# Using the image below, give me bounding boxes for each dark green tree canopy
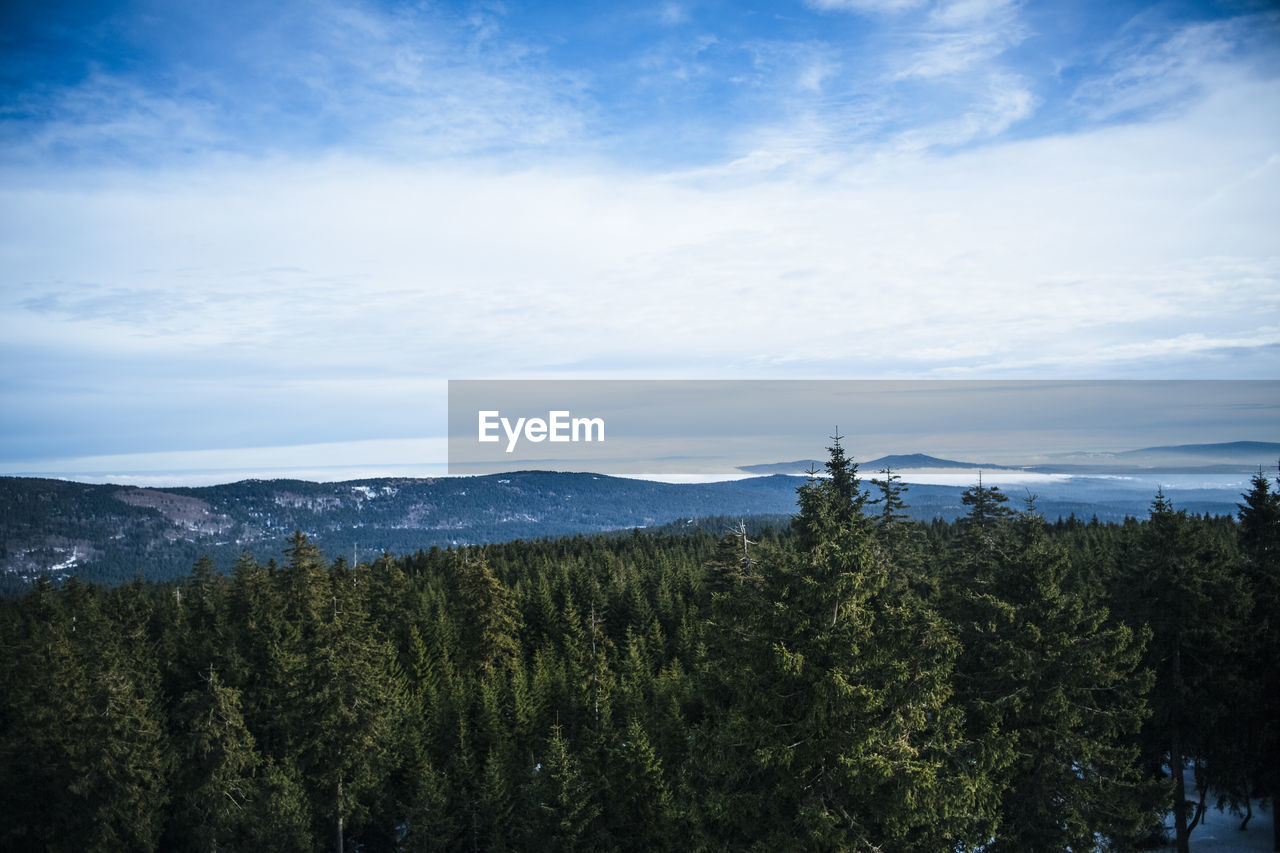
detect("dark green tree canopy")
[0,449,1269,852]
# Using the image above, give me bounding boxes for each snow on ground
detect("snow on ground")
[1159,767,1275,852]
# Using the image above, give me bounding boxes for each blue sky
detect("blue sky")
[1,0,1278,482]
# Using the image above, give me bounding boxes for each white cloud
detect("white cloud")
[806,0,928,13]
[929,0,1020,29]
[658,3,690,26]
[5,438,451,486]
[3,70,1276,390]
[894,71,1035,148]
[1071,14,1274,121]
[893,0,1027,79]
[798,58,840,92]
[2,1,587,165]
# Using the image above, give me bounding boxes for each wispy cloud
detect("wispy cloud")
[1,1,588,165]
[893,71,1035,149]
[894,0,1027,79]
[657,3,691,26]
[1068,10,1280,121]
[806,0,928,14]
[5,75,1275,389]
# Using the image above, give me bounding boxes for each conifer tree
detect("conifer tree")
[168,669,267,851]
[451,549,521,673]
[0,579,88,849]
[869,466,935,600]
[793,432,871,550]
[699,435,985,851]
[297,559,406,852]
[1126,491,1250,853]
[0,579,172,851]
[869,466,911,530]
[1237,467,1280,851]
[606,717,675,846]
[281,529,331,625]
[402,759,457,851]
[478,746,516,851]
[957,475,1015,555]
[703,523,762,600]
[951,503,1154,851]
[523,723,600,851]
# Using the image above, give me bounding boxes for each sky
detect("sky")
[1,0,1278,483]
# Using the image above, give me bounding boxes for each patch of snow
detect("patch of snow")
[49,547,80,572]
[1160,765,1275,852]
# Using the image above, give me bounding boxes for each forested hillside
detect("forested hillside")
[0,468,1253,592]
[0,473,809,590]
[1,442,1276,852]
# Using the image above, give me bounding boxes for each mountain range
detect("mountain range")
[1037,440,1280,473]
[1,441,1273,590]
[740,442,1280,476]
[738,453,1021,475]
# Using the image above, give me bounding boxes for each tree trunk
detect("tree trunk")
[336,780,344,853]
[1172,740,1189,853]
[1273,778,1279,851]
[1171,643,1191,853]
[1187,759,1206,833]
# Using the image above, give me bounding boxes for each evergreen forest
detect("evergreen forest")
[1,439,1277,853]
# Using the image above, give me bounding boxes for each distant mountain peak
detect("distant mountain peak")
[738,453,1015,475]
[1118,440,1280,457]
[863,453,1017,470]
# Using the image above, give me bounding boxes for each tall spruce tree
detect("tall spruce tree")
[958,475,1015,551]
[1126,491,1250,853]
[522,723,600,851]
[0,579,172,851]
[869,466,911,531]
[949,501,1153,851]
[450,549,521,673]
[303,552,406,852]
[698,435,986,851]
[869,466,934,600]
[1238,467,1280,851]
[167,668,269,851]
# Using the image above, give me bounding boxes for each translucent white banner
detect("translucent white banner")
[447,380,1279,477]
